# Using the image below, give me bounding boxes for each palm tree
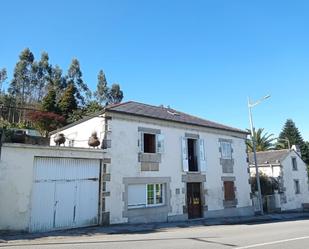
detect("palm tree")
[246,128,276,152]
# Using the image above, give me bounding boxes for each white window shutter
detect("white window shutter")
[138,131,144,152]
[199,139,206,172]
[181,137,188,172]
[156,134,164,153]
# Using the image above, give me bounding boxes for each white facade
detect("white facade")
[50,116,106,147]
[0,143,106,232]
[250,150,309,211]
[50,110,253,224]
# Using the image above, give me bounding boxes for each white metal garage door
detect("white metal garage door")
[30,157,100,232]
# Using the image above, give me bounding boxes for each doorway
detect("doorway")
[187,182,202,219]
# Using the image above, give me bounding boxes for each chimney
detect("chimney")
[291,145,301,156]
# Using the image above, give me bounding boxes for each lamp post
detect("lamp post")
[276,138,290,150]
[248,95,270,215]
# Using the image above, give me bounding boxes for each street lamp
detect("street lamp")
[248,95,271,215]
[276,138,290,150]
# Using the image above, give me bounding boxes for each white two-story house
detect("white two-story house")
[249,147,309,211]
[50,101,253,224]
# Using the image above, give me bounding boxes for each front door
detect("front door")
[187,183,202,219]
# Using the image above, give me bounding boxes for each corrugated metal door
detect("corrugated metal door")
[30,157,100,232]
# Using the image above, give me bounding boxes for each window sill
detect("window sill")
[128,204,165,210]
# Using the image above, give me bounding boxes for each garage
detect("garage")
[30,157,100,232]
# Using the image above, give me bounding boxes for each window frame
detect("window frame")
[147,183,164,207]
[294,179,300,194]
[143,133,157,154]
[220,141,232,159]
[292,157,298,171]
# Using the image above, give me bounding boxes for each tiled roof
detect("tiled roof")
[106,101,247,134]
[248,150,290,165]
[50,101,247,135]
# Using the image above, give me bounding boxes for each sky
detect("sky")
[1,0,309,140]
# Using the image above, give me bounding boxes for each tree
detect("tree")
[251,172,278,196]
[84,100,103,114]
[247,128,276,152]
[66,58,89,106]
[48,65,67,102]
[107,83,123,104]
[0,68,7,92]
[58,84,78,117]
[94,70,108,105]
[35,52,52,102]
[27,111,65,137]
[9,48,35,105]
[277,119,309,165]
[41,89,57,113]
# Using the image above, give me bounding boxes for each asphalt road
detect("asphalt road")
[1,219,309,249]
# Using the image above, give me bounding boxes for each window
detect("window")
[220,141,232,159]
[292,157,298,171]
[224,181,235,201]
[143,133,156,153]
[147,184,164,206]
[294,180,300,194]
[182,137,206,172]
[187,138,198,172]
[128,184,164,209]
[147,184,163,205]
[139,130,164,154]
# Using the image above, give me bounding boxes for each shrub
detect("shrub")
[27,111,65,137]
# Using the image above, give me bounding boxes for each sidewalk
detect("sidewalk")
[1,212,309,245]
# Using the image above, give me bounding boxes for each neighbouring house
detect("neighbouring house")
[49,101,253,226]
[249,147,309,212]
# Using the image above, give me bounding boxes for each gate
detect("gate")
[30,157,100,232]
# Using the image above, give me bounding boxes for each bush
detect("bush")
[27,111,65,137]
[251,172,278,196]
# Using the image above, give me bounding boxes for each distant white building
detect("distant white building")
[49,101,253,225]
[249,148,309,211]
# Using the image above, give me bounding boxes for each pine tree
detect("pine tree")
[107,83,123,104]
[41,89,57,113]
[94,70,108,105]
[58,84,78,117]
[278,119,309,164]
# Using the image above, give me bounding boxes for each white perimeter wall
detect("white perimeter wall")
[0,144,104,231]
